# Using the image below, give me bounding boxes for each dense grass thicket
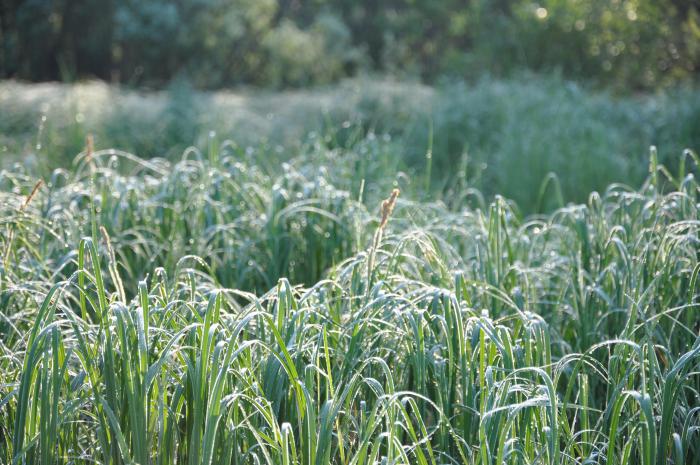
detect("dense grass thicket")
[1,134,699,463]
[2,77,700,211]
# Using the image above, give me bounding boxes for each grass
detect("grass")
[0,122,699,464]
[2,75,700,211]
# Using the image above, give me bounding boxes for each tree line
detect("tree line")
[1,0,698,89]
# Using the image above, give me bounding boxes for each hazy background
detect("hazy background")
[2,0,698,89]
[1,0,700,210]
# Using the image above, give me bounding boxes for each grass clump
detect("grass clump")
[0,138,699,464]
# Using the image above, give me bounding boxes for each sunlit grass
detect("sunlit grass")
[0,139,699,464]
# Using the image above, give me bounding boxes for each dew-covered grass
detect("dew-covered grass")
[1,132,699,464]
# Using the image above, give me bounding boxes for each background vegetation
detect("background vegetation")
[2,76,700,211]
[1,0,699,89]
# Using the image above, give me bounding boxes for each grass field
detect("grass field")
[3,76,700,210]
[1,78,700,464]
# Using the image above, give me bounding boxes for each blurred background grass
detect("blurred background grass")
[1,0,699,211]
[2,75,699,211]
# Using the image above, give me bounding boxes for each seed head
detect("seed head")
[20,180,43,212]
[379,188,400,229]
[86,134,94,160]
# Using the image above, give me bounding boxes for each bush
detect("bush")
[262,15,357,87]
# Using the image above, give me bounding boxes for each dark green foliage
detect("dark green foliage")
[1,0,698,89]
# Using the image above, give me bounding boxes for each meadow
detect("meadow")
[3,76,700,210]
[0,77,699,464]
